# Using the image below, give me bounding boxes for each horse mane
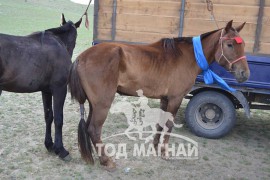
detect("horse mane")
[27,30,65,48]
[45,21,74,35]
[27,21,76,54]
[161,29,220,56]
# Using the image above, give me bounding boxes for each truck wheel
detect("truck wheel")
[185,91,236,139]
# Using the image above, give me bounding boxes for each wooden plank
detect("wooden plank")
[263,6,270,16]
[97,12,180,34]
[258,43,270,54]
[116,1,181,17]
[265,0,270,6]
[119,0,260,6]
[98,1,259,20]
[244,43,255,53]
[98,1,181,16]
[99,0,113,6]
[115,14,180,34]
[182,19,256,41]
[258,7,270,43]
[94,28,112,41]
[186,0,260,6]
[184,12,258,23]
[134,0,180,2]
[98,12,257,38]
[260,25,270,42]
[97,13,113,29]
[115,29,176,42]
[185,3,259,17]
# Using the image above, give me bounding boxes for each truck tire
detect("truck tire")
[185,91,236,139]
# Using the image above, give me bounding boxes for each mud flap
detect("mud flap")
[231,91,250,118]
[190,86,251,118]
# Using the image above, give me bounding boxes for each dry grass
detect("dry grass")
[0,92,269,179]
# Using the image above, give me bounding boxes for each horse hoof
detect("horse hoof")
[161,153,170,160]
[58,149,71,161]
[62,154,72,162]
[103,161,116,172]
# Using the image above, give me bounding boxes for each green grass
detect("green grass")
[0,0,93,59]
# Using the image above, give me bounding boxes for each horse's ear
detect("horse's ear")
[61,13,66,25]
[225,20,233,33]
[75,18,82,28]
[235,22,246,33]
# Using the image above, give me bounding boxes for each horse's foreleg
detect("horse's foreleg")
[160,97,183,159]
[52,87,69,160]
[153,97,168,149]
[42,91,54,152]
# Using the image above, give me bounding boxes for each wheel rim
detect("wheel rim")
[195,103,224,130]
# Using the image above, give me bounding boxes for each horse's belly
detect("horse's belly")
[117,73,169,98]
[0,77,45,93]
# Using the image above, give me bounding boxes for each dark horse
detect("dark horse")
[0,14,82,160]
[69,20,250,169]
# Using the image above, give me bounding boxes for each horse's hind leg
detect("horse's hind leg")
[52,86,69,160]
[89,102,116,170]
[42,91,54,152]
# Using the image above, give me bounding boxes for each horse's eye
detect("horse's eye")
[227,44,233,48]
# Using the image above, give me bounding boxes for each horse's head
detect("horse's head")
[214,20,250,83]
[46,14,82,57]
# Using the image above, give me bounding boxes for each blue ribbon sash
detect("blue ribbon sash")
[192,36,236,92]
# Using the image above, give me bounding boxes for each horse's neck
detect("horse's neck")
[201,30,221,65]
[173,30,221,80]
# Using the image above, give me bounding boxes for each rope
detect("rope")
[81,0,92,19]
[206,0,219,29]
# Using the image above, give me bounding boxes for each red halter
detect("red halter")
[218,29,246,69]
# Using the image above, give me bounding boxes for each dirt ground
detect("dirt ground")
[0,91,269,180]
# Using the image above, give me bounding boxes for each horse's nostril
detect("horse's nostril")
[241,71,246,77]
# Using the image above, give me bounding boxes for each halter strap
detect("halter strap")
[230,56,246,65]
[218,29,246,69]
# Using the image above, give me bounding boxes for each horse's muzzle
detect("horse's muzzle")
[235,69,250,83]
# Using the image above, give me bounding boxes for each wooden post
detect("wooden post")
[178,0,186,37]
[111,0,117,41]
[253,0,265,54]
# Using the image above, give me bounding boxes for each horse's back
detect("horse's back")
[0,33,71,93]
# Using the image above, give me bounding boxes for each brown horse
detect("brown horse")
[68,20,250,169]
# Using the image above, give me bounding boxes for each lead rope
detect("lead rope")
[206,0,219,29]
[80,0,93,29]
[81,0,92,19]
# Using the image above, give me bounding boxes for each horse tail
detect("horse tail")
[68,59,86,104]
[68,59,94,164]
[78,104,94,164]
